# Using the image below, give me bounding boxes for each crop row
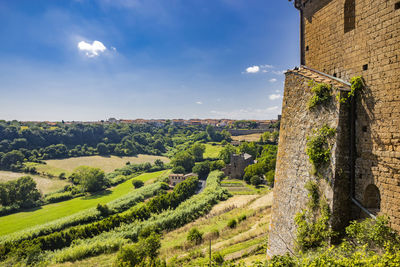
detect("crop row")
[48,171,229,263]
[0,177,199,261]
[0,180,165,245]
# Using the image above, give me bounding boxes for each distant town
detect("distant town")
[24,116,281,130]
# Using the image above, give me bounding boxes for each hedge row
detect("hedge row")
[0,177,199,260]
[0,180,166,245]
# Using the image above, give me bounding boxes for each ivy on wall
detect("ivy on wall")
[306,125,336,176]
[337,76,364,104]
[307,80,333,109]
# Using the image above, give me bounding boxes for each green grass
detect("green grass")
[221,179,265,195]
[26,155,170,176]
[0,170,167,236]
[204,144,223,159]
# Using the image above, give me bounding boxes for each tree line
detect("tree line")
[0,121,230,171]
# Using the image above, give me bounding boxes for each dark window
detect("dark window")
[363,64,368,71]
[344,0,356,33]
[395,2,400,10]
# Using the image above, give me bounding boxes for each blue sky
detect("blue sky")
[0,0,299,121]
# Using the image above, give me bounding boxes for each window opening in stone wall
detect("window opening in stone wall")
[344,0,356,33]
[363,184,381,215]
[363,64,368,71]
[395,2,400,10]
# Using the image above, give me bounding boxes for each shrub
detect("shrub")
[227,219,237,228]
[96,203,110,217]
[115,233,162,267]
[171,166,185,174]
[132,180,144,189]
[250,176,262,186]
[44,191,73,204]
[265,170,275,187]
[187,228,203,245]
[213,252,224,265]
[58,172,66,179]
[238,214,247,223]
[192,161,211,179]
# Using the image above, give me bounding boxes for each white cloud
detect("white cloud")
[269,78,277,83]
[246,65,260,73]
[209,106,280,120]
[272,70,285,75]
[261,64,274,69]
[269,94,282,100]
[196,101,203,105]
[262,70,268,73]
[78,40,107,57]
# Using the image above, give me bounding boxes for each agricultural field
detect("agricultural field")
[231,133,262,142]
[27,154,170,176]
[204,143,223,159]
[0,170,70,194]
[55,191,273,266]
[0,170,167,236]
[160,191,272,265]
[221,179,270,195]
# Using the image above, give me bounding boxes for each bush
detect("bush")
[250,176,262,186]
[265,170,275,187]
[227,219,237,228]
[58,172,66,179]
[187,228,203,245]
[132,180,144,189]
[44,191,74,204]
[238,214,247,223]
[213,252,224,265]
[96,203,110,217]
[171,166,185,174]
[192,161,211,179]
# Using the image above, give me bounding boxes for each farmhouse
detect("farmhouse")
[169,173,197,187]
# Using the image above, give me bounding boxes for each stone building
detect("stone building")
[169,173,197,187]
[223,153,254,179]
[268,0,400,256]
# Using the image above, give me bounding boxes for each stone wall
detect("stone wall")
[303,0,400,231]
[267,68,351,255]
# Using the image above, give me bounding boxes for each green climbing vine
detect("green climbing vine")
[306,125,336,175]
[307,80,333,109]
[337,76,364,104]
[295,124,337,252]
[295,189,335,252]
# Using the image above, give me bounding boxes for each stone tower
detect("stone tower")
[268,0,400,255]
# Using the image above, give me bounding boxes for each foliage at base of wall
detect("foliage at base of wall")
[307,80,333,109]
[295,180,335,252]
[306,125,336,176]
[268,216,400,266]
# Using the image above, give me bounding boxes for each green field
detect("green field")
[221,179,269,195]
[0,170,167,236]
[27,154,170,176]
[204,143,223,159]
[0,171,70,194]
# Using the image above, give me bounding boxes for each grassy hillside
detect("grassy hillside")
[0,170,167,236]
[27,155,170,176]
[0,170,70,194]
[204,144,223,159]
[160,192,272,266]
[51,188,273,266]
